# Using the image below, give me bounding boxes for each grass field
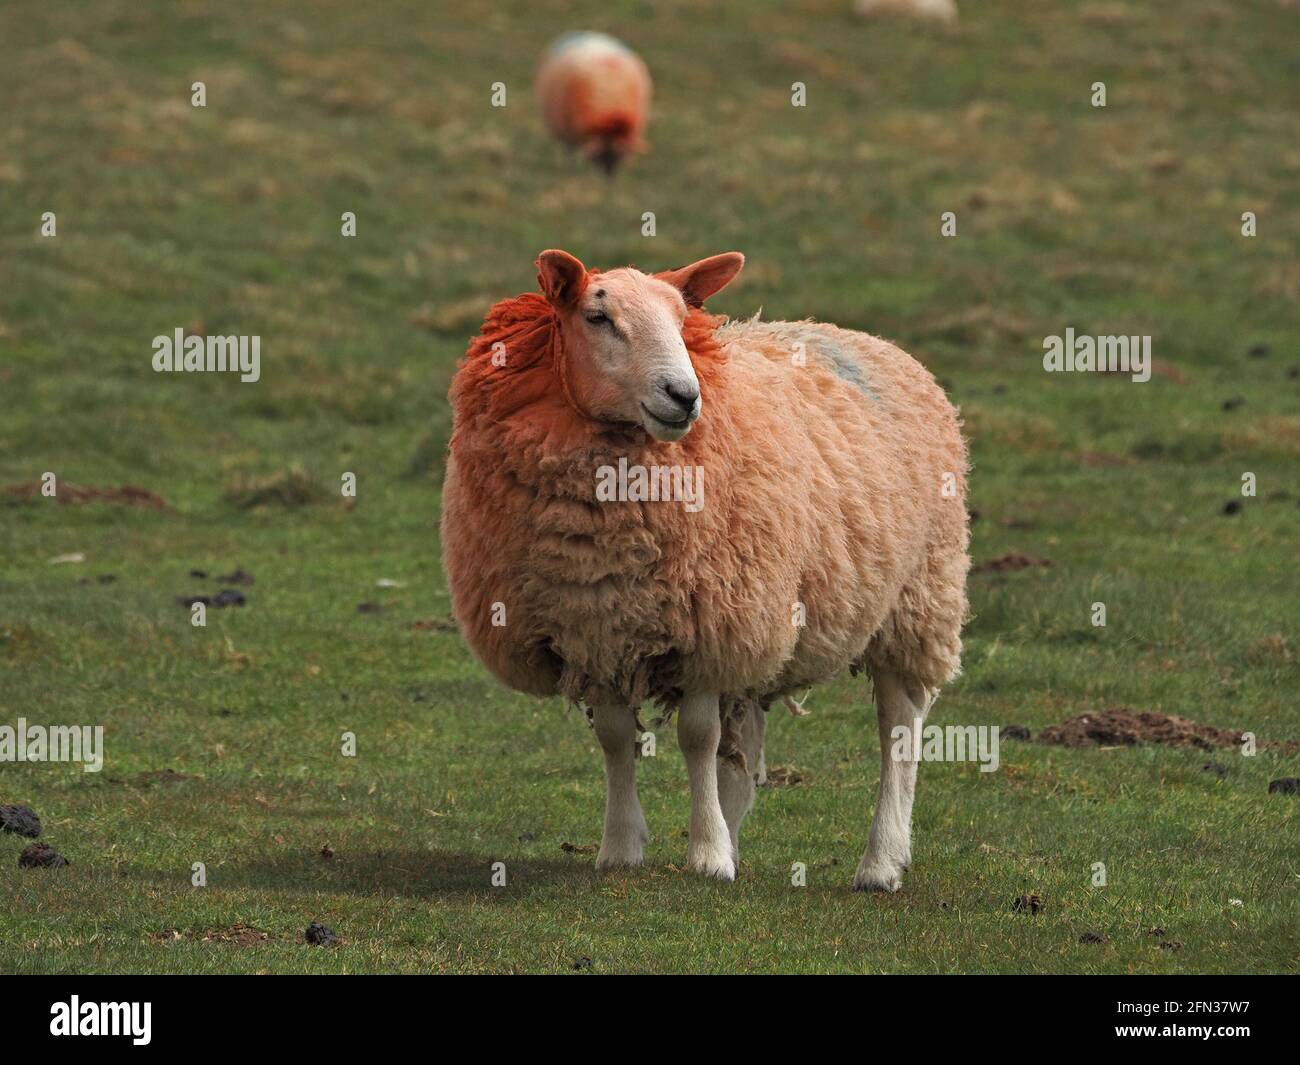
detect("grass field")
[1,0,1297,974]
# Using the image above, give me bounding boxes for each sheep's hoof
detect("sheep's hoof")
[852,858,904,893]
[596,822,648,871]
[596,840,645,870]
[687,847,736,882]
[852,875,902,893]
[596,852,644,872]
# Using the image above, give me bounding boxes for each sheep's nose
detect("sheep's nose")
[661,379,700,417]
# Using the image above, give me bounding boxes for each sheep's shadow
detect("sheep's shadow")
[134,848,596,900]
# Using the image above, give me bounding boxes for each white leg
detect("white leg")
[854,669,930,892]
[717,702,765,861]
[590,704,648,870]
[677,692,735,880]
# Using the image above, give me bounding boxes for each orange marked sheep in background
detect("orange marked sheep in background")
[441,250,970,890]
[535,32,652,174]
[854,0,958,21]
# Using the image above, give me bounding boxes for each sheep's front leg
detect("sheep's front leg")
[591,704,648,870]
[854,668,930,892]
[678,692,735,881]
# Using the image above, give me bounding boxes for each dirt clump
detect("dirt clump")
[764,765,803,787]
[202,924,270,946]
[1039,708,1245,751]
[2,481,166,509]
[1012,893,1042,915]
[19,842,69,868]
[304,921,340,946]
[150,923,270,946]
[0,804,42,838]
[177,589,246,609]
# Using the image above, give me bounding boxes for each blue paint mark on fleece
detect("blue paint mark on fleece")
[816,335,880,402]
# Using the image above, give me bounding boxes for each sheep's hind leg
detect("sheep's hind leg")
[678,692,736,881]
[717,701,765,863]
[590,704,648,870]
[854,668,931,893]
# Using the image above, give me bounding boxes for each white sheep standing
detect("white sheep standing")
[442,250,970,890]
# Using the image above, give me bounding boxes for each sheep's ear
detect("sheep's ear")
[536,249,588,309]
[657,252,745,308]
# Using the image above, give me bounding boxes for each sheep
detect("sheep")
[535,32,652,174]
[854,0,958,21]
[441,250,969,890]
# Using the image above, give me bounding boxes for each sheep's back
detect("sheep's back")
[684,319,968,697]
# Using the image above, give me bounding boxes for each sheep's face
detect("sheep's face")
[536,250,744,443]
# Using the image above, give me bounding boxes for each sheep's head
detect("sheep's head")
[536,249,744,442]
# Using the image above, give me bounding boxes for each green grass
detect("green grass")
[1,0,1297,973]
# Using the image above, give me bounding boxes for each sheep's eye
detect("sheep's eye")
[584,311,611,327]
